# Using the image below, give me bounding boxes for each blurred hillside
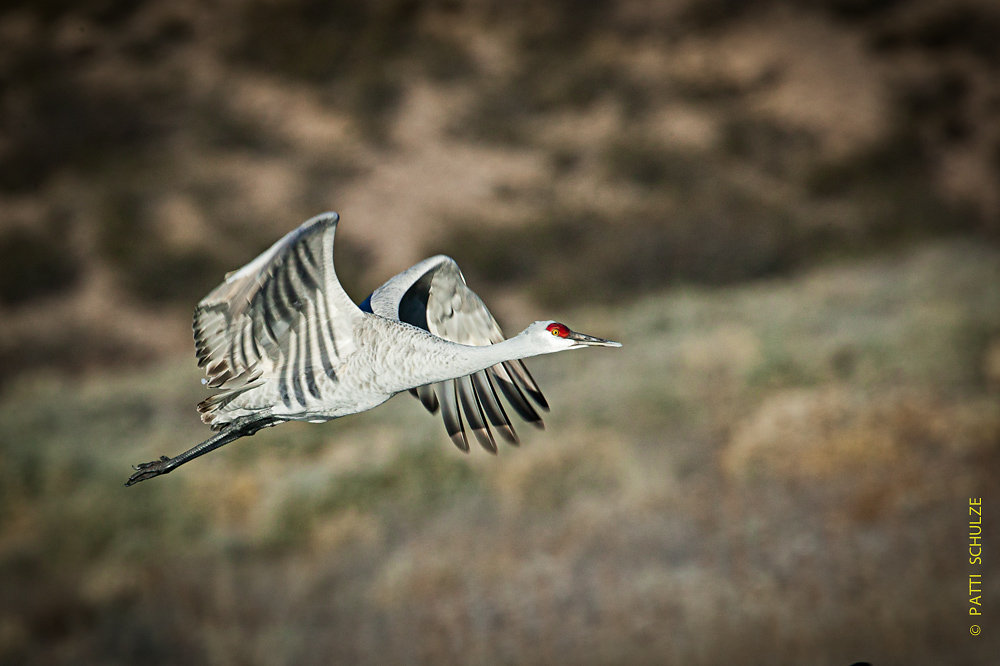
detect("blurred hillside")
[1,0,999,664]
[1,0,999,385]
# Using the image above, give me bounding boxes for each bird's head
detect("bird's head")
[522,320,622,350]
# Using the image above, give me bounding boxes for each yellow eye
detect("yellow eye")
[546,323,569,338]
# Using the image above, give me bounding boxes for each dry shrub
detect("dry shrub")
[487,428,628,511]
[676,324,762,384]
[984,336,1000,390]
[723,386,1000,484]
[365,501,679,665]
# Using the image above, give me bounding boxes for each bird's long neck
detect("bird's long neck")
[397,328,543,391]
[463,333,541,373]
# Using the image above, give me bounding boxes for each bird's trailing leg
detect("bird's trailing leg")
[125,415,282,486]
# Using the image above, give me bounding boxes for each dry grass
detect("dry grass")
[1,239,997,664]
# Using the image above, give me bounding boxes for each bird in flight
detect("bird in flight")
[126,212,621,486]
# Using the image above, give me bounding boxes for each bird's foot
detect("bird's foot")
[125,456,172,486]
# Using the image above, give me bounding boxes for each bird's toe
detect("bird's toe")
[125,456,172,485]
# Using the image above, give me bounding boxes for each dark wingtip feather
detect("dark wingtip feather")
[409,386,440,413]
[439,381,470,452]
[449,431,470,453]
[472,426,497,453]
[495,423,519,444]
[474,372,518,445]
[492,369,543,426]
[519,362,549,410]
[457,376,497,454]
[416,384,440,413]
[506,360,549,411]
[477,434,498,455]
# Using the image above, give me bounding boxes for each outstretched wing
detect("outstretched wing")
[192,212,362,424]
[366,255,549,453]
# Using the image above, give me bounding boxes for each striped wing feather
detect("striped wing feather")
[192,212,361,424]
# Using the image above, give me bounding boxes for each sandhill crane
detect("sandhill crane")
[126,212,621,486]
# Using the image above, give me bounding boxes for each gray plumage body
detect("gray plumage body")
[220,316,541,423]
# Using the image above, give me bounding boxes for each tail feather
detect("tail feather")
[196,381,263,428]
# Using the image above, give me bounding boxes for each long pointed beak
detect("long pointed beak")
[567,330,622,348]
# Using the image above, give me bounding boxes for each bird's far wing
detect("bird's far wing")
[192,212,362,421]
[367,255,549,453]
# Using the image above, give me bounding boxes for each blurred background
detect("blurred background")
[1,0,998,663]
